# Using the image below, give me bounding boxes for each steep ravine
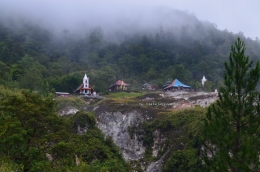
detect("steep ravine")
[59,91,217,171]
[96,111,146,161]
[92,92,217,171]
[94,107,166,171]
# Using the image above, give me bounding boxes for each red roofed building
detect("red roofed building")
[109,80,130,92]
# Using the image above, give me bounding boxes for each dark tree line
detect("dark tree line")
[0,10,260,94]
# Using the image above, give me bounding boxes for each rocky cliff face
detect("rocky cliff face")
[93,91,217,171]
[94,108,165,171]
[96,111,146,160]
[58,91,218,171]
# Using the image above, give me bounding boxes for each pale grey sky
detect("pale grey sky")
[158,0,260,39]
[0,0,259,39]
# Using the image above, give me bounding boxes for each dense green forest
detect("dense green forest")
[0,87,130,171]
[1,9,260,94]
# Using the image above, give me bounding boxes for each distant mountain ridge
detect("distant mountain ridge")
[0,7,260,93]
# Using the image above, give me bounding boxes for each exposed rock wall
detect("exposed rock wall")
[165,91,218,109]
[58,106,79,116]
[94,109,168,172]
[57,91,218,171]
[152,130,166,157]
[146,149,169,172]
[95,110,147,161]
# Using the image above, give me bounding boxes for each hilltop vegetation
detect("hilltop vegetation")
[0,87,129,171]
[0,8,260,95]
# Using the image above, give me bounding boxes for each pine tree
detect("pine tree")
[203,37,260,172]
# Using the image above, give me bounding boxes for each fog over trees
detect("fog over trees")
[0,1,209,41]
[0,1,260,93]
[0,0,254,41]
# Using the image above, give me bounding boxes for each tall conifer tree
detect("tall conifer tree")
[203,37,260,172]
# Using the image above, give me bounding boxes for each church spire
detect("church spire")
[83,72,89,94]
[84,73,88,79]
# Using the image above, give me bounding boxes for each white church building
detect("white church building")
[73,73,94,95]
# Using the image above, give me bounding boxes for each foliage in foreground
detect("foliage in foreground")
[135,107,206,172]
[0,87,129,171]
[203,37,260,171]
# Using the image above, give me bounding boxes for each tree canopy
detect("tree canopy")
[0,12,260,93]
[0,87,129,171]
[203,37,260,172]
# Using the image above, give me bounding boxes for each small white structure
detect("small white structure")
[73,73,94,95]
[202,76,207,87]
[83,74,90,94]
[55,92,70,97]
[214,89,218,97]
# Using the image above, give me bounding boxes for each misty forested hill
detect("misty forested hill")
[0,8,260,93]
[1,6,260,172]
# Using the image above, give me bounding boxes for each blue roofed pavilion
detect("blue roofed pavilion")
[163,79,191,90]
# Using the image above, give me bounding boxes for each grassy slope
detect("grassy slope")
[54,95,90,111]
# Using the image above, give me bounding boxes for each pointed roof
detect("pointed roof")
[164,79,191,90]
[73,83,94,93]
[109,80,129,89]
[84,74,88,79]
[163,79,172,88]
[142,83,151,87]
[115,80,129,86]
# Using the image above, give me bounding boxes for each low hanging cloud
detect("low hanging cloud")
[0,0,259,39]
[0,0,191,40]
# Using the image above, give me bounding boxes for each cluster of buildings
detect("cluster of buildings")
[55,73,208,97]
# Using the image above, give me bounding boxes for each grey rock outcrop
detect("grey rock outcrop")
[152,130,166,157]
[146,149,169,172]
[96,111,147,160]
[56,91,219,171]
[58,106,79,116]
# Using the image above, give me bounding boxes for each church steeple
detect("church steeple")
[74,72,95,95]
[83,73,89,94]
